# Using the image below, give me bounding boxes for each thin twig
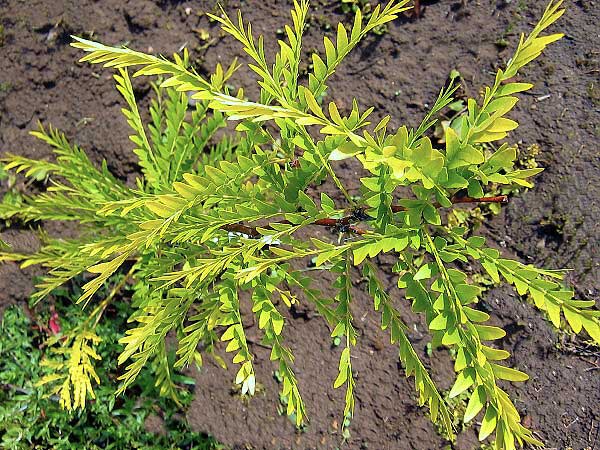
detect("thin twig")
[1,383,32,395]
[391,194,508,212]
[220,195,508,238]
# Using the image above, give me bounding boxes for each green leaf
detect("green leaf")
[563,307,583,333]
[297,190,318,215]
[429,313,448,331]
[312,53,327,80]
[486,96,518,117]
[496,82,534,96]
[329,141,361,161]
[482,261,500,283]
[474,325,506,341]
[303,88,325,118]
[478,405,498,441]
[413,263,435,281]
[467,179,484,198]
[320,193,335,210]
[581,317,600,344]
[445,126,484,168]
[455,284,481,304]
[464,385,486,423]
[333,368,347,388]
[488,117,518,133]
[423,204,441,225]
[145,201,175,218]
[449,368,476,398]
[463,306,490,323]
[545,298,561,328]
[334,347,350,388]
[481,346,510,361]
[491,363,529,382]
[328,102,344,126]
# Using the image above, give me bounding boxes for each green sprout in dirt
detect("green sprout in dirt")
[1,1,597,449]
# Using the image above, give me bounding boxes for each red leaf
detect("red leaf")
[48,312,61,335]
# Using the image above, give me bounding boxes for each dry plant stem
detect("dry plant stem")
[1,383,32,396]
[221,195,508,238]
[392,194,509,212]
[451,195,508,204]
[414,0,421,17]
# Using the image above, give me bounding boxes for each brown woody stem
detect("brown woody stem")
[414,0,421,18]
[219,195,508,238]
[452,195,508,204]
[391,194,508,212]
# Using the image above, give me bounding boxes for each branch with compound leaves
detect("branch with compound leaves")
[221,194,508,238]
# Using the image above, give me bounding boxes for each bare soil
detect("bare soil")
[1,0,599,449]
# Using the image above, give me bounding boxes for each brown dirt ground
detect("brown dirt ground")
[1,0,599,449]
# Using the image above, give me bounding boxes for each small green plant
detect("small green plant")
[1,1,597,449]
[339,0,389,34]
[0,298,219,449]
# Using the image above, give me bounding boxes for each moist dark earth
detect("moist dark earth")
[1,0,599,449]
